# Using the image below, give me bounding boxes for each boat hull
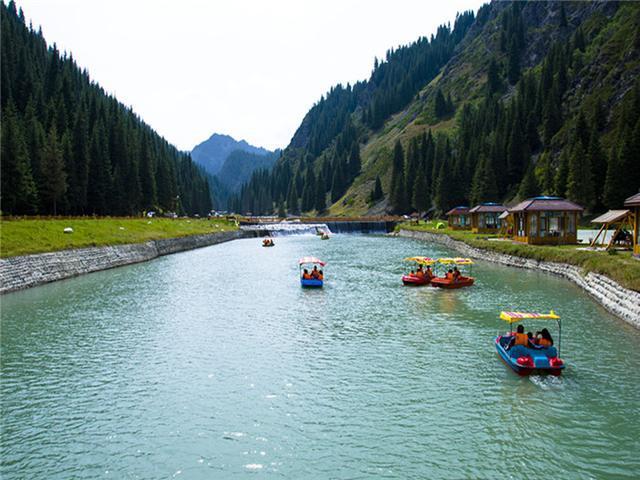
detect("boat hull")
[301,279,323,288]
[494,336,564,375]
[402,274,431,286]
[431,276,474,289]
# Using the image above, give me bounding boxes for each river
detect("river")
[1,234,639,479]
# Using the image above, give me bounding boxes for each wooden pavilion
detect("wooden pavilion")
[624,193,640,257]
[469,203,507,233]
[446,206,470,230]
[509,196,583,245]
[589,210,634,250]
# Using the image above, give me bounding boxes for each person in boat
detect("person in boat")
[425,265,434,279]
[302,269,312,280]
[452,266,461,282]
[410,269,416,276]
[311,265,320,279]
[445,269,454,280]
[508,324,531,349]
[415,265,425,278]
[318,270,324,281]
[538,328,553,347]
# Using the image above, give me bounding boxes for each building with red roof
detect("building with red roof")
[445,206,471,230]
[469,203,507,233]
[509,196,584,245]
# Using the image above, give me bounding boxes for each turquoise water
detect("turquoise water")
[1,235,639,479]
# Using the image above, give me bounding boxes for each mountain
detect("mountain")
[191,133,271,176]
[217,150,279,193]
[231,1,640,217]
[0,1,212,216]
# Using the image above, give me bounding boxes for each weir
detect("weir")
[240,220,396,236]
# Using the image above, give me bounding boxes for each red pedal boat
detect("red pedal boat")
[430,257,475,289]
[401,256,435,286]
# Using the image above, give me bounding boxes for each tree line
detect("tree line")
[1,1,212,216]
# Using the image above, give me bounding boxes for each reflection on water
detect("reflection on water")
[1,235,639,479]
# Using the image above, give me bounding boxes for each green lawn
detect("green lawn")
[399,221,640,292]
[0,217,238,258]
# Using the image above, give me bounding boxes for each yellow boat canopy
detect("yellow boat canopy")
[500,311,560,323]
[404,256,436,265]
[438,257,474,265]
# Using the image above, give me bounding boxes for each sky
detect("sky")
[16,0,485,152]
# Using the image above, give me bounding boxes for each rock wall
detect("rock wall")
[0,230,248,294]
[398,229,640,328]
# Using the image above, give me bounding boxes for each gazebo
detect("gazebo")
[469,203,507,233]
[624,193,640,257]
[589,210,634,250]
[509,196,583,245]
[446,206,470,230]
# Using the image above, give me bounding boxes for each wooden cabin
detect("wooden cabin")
[446,206,470,230]
[509,196,583,245]
[624,193,640,256]
[469,203,507,233]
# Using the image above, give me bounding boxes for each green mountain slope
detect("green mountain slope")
[233,1,640,217]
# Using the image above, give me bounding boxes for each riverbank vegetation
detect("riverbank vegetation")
[0,217,237,258]
[399,222,640,292]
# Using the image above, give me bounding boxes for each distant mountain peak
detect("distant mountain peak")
[191,132,271,176]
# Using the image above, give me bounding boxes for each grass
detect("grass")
[399,221,640,292]
[0,217,239,258]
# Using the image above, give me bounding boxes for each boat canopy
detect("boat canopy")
[404,256,436,265]
[500,311,560,323]
[298,256,326,266]
[438,257,474,265]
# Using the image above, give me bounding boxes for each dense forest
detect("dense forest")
[232,2,639,217]
[0,1,212,216]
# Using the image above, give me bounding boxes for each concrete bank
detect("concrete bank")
[398,229,640,328]
[0,230,250,294]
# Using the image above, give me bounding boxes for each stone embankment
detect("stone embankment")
[0,230,249,294]
[398,229,640,328]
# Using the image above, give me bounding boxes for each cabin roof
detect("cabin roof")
[469,203,507,213]
[591,210,631,224]
[498,211,510,219]
[509,196,584,213]
[624,193,640,207]
[446,206,469,215]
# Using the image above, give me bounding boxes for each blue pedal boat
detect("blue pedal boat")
[299,256,326,288]
[495,311,565,375]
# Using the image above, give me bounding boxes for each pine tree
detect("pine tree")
[434,89,447,118]
[587,126,606,210]
[538,152,555,195]
[40,125,67,215]
[603,147,625,209]
[286,178,299,214]
[518,161,539,200]
[566,141,594,210]
[507,38,521,85]
[277,201,286,218]
[331,161,346,203]
[0,101,39,213]
[314,171,326,213]
[348,143,361,179]
[470,155,498,205]
[434,158,453,212]
[554,149,569,197]
[559,3,568,28]
[486,58,501,96]
[412,167,430,214]
[371,175,383,202]
[390,141,408,213]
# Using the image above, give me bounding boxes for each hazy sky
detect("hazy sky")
[16,0,485,151]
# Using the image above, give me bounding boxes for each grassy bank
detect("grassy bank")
[0,217,238,258]
[400,222,640,292]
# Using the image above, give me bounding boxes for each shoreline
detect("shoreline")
[0,230,251,294]
[397,229,640,328]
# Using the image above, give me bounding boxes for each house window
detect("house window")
[568,213,575,234]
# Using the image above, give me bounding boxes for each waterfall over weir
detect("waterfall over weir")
[240,220,396,236]
[240,222,331,237]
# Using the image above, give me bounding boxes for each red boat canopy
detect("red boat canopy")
[298,256,326,266]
